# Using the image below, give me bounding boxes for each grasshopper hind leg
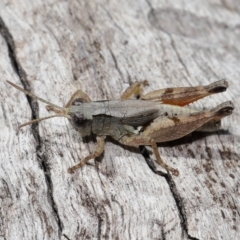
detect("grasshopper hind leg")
[119,101,234,176]
[196,120,221,132]
[141,79,228,106]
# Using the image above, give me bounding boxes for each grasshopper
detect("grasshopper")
[7,80,234,176]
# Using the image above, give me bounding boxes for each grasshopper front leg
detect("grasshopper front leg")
[46,88,92,113]
[64,90,105,173]
[120,101,234,176]
[46,88,105,173]
[120,80,148,100]
[68,136,106,173]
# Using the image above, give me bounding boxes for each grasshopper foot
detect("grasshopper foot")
[68,162,85,174]
[171,169,179,176]
[68,167,75,174]
[46,105,53,111]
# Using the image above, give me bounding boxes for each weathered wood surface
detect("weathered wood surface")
[0,1,239,239]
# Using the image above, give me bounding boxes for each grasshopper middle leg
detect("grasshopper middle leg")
[151,140,179,176]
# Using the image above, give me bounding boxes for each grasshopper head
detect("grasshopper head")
[67,98,92,137]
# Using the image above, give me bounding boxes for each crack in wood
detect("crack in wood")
[0,17,63,238]
[139,145,200,240]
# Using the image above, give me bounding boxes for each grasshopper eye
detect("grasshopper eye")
[70,98,90,128]
[72,98,87,106]
[72,113,85,126]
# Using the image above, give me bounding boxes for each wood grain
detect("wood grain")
[0,1,239,239]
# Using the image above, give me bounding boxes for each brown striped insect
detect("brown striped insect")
[7,80,234,176]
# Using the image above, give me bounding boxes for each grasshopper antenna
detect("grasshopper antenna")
[7,81,70,128]
[7,80,64,110]
[18,114,70,128]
